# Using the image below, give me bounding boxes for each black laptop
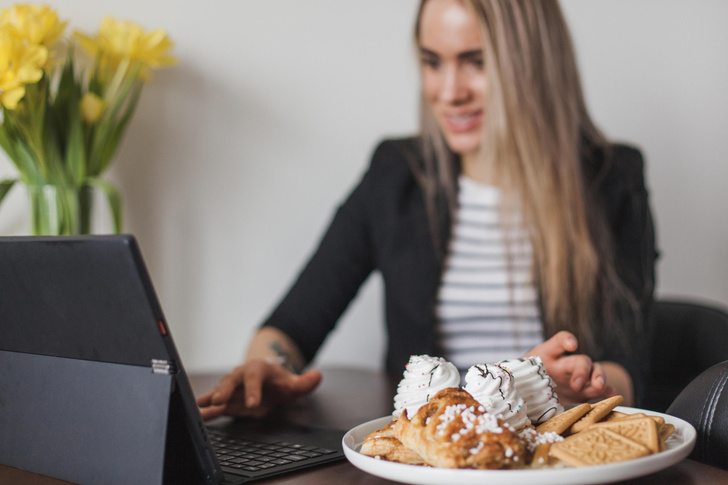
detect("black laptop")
[0,235,344,485]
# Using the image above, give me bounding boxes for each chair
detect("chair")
[646,299,728,413]
[667,360,728,470]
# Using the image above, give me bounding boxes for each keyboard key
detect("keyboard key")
[270,459,292,465]
[296,451,322,458]
[207,429,335,475]
[313,448,337,454]
[283,454,307,461]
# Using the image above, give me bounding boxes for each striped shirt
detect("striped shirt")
[436,176,544,370]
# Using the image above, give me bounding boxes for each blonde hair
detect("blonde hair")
[414,0,638,354]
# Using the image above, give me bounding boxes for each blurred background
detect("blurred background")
[1,0,726,374]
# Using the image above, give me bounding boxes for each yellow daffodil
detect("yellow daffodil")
[0,6,176,236]
[80,92,105,123]
[0,4,66,47]
[75,17,177,80]
[0,27,47,109]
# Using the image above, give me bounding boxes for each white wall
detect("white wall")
[1,1,726,374]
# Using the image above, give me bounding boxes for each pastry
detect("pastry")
[394,388,525,469]
[361,420,427,465]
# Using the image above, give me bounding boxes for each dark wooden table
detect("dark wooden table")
[2,367,728,484]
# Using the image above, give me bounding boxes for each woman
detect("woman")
[198,0,656,419]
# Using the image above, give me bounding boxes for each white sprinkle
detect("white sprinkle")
[469,441,485,454]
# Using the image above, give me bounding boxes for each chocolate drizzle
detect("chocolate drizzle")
[531,358,560,400]
[475,364,514,413]
[427,363,440,388]
[537,406,558,423]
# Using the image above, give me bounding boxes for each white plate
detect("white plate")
[342,406,696,485]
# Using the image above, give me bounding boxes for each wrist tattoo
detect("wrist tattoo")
[269,341,302,374]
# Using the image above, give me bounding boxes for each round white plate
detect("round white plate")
[342,406,696,485]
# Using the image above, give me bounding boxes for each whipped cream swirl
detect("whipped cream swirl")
[497,357,563,424]
[393,355,460,419]
[463,363,530,430]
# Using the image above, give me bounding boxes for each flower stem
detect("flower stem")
[104,57,132,107]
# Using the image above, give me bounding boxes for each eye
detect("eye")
[463,55,484,70]
[420,56,440,70]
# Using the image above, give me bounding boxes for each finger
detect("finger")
[197,392,213,408]
[567,354,593,392]
[529,331,578,360]
[288,370,323,396]
[197,383,235,407]
[209,367,247,406]
[590,362,606,390]
[199,404,226,421]
[577,383,618,402]
[553,330,579,353]
[242,360,269,408]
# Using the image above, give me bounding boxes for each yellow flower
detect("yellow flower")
[75,17,177,80]
[0,4,67,47]
[80,92,105,123]
[0,27,47,109]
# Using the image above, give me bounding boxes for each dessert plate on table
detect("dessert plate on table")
[342,406,696,485]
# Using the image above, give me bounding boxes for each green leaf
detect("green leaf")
[43,133,68,185]
[99,83,143,173]
[66,116,87,186]
[60,63,87,186]
[89,63,141,175]
[52,58,78,148]
[0,121,19,167]
[57,56,76,101]
[89,52,105,95]
[13,141,43,184]
[87,177,123,233]
[0,178,18,210]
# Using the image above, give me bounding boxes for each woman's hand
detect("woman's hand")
[523,331,618,403]
[196,359,322,420]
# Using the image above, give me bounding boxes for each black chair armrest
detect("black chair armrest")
[648,299,728,412]
[667,360,728,470]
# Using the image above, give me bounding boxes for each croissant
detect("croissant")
[394,387,525,469]
[360,419,427,465]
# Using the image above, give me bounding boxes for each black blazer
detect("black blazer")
[263,137,658,405]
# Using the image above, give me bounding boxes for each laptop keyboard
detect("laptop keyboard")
[207,429,338,474]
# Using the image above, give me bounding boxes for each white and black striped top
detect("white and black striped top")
[436,176,544,370]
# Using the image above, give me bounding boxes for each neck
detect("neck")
[461,151,498,186]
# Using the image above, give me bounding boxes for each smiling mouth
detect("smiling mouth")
[444,111,483,133]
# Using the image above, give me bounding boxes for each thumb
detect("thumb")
[290,370,323,394]
[534,331,579,360]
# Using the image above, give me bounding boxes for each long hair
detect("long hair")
[414,0,639,355]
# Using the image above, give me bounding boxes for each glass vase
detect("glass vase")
[28,184,93,235]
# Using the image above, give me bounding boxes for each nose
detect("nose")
[440,65,468,103]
